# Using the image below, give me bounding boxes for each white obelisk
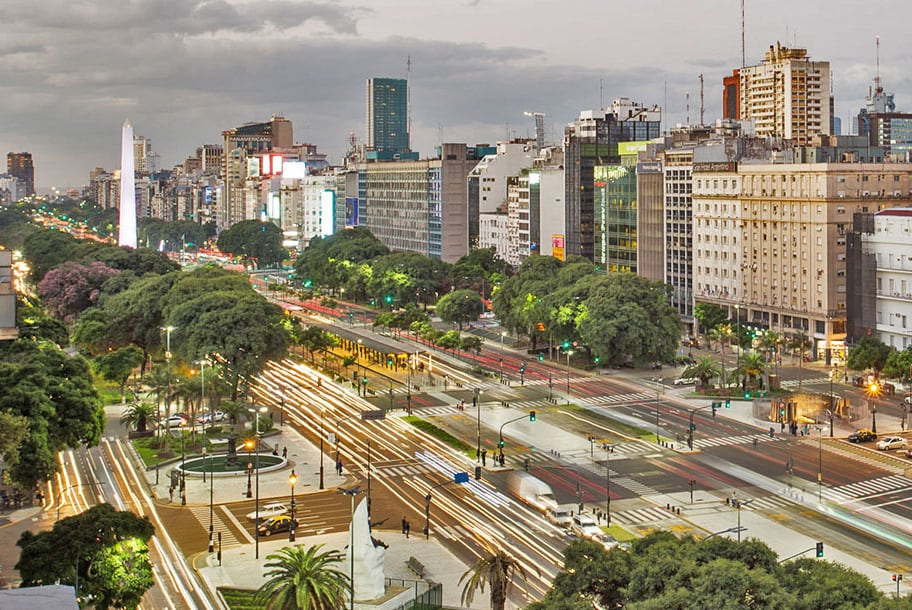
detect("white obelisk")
[118,119,137,249]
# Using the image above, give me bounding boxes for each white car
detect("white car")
[546,506,573,528]
[570,513,602,541]
[246,502,288,521]
[876,436,905,451]
[673,377,697,386]
[158,414,188,429]
[197,410,225,424]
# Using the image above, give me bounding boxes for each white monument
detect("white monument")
[347,497,386,601]
[118,119,137,249]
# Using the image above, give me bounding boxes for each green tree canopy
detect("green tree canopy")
[693,302,727,334]
[436,289,484,329]
[847,336,892,374]
[217,220,287,269]
[16,503,155,608]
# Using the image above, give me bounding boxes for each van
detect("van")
[570,513,602,541]
[546,505,573,527]
[507,472,558,513]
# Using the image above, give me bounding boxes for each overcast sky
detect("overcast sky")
[3,0,911,190]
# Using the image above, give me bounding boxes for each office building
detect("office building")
[727,42,832,145]
[7,152,34,197]
[856,77,912,160]
[467,141,535,248]
[366,78,412,160]
[563,99,661,261]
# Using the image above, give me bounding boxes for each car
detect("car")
[158,414,188,429]
[570,513,602,541]
[876,436,905,451]
[257,515,297,537]
[847,429,877,443]
[546,506,573,528]
[196,410,225,424]
[246,502,288,521]
[673,377,698,386]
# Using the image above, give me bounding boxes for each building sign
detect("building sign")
[637,161,663,173]
[693,161,738,173]
[618,141,649,156]
[261,154,284,176]
[345,197,359,227]
[552,234,565,261]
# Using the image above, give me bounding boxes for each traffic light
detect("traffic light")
[744,390,751,399]
[690,423,696,431]
[304,279,312,288]
[779,407,786,417]
[892,574,903,582]
[384,294,393,304]
[523,458,530,471]
[815,542,824,557]
[362,376,368,385]
[561,340,571,349]
[711,403,718,418]
[594,356,600,364]
[498,438,505,448]
[529,410,536,422]
[538,353,544,361]
[725,397,731,408]
[387,356,394,366]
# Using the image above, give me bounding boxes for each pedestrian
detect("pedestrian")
[169,486,174,503]
[336,459,343,476]
[405,520,411,538]
[401,516,407,534]
[282,446,287,458]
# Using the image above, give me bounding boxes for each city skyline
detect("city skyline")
[2,0,911,189]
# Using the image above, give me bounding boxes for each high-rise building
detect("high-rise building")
[221,114,293,227]
[856,77,912,160]
[728,42,832,144]
[563,99,661,261]
[366,78,411,160]
[7,152,34,197]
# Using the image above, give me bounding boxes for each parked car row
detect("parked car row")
[846,430,910,455]
[156,411,225,428]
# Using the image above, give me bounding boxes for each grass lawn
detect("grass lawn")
[218,587,258,609]
[403,416,474,455]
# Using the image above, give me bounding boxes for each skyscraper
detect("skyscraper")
[118,120,138,249]
[6,152,35,197]
[366,78,410,159]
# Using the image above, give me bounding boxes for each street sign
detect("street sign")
[454,472,469,484]
[327,432,337,445]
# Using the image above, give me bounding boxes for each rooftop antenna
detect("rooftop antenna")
[663,75,667,134]
[699,74,705,126]
[874,35,882,94]
[741,0,746,67]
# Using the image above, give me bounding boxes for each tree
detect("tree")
[883,347,912,382]
[120,402,158,433]
[0,339,104,488]
[847,336,892,374]
[216,220,287,269]
[578,274,680,366]
[0,411,29,470]
[738,351,767,387]
[530,539,631,610]
[37,260,120,322]
[436,289,484,329]
[298,326,337,363]
[459,547,528,610]
[16,503,155,608]
[778,557,880,610]
[682,356,721,388]
[94,345,145,401]
[693,302,727,335]
[254,544,349,610]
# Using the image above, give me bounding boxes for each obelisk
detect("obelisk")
[118,119,137,248]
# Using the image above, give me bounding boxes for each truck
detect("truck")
[507,471,558,513]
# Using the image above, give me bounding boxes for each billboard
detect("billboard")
[320,190,335,237]
[345,197,359,227]
[261,154,284,176]
[551,234,565,261]
[618,141,649,156]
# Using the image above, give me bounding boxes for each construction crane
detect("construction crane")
[523,111,545,151]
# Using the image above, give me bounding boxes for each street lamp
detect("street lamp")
[815,426,823,502]
[603,443,614,525]
[566,349,574,402]
[474,388,482,462]
[319,407,325,490]
[867,382,881,434]
[655,378,663,443]
[247,404,268,559]
[244,439,254,498]
[288,469,297,542]
[828,369,835,437]
[208,448,214,553]
[160,325,176,437]
[500,331,506,382]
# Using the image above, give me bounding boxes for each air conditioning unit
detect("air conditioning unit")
[894,191,902,197]
[863,190,870,197]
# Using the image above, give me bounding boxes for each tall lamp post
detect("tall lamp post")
[288,469,297,542]
[160,325,176,438]
[566,349,574,402]
[815,426,824,502]
[474,388,482,461]
[208,449,214,553]
[603,443,613,525]
[500,331,506,382]
[248,404,268,559]
[244,439,254,498]
[867,382,882,434]
[655,378,663,442]
[318,407,325,490]
[828,369,835,437]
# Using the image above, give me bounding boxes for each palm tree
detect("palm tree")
[738,351,767,387]
[143,366,179,447]
[682,356,721,389]
[254,544,349,610]
[120,402,158,433]
[459,547,528,610]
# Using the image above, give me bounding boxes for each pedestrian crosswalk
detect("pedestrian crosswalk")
[609,506,678,526]
[588,392,658,405]
[692,434,775,449]
[779,376,833,388]
[188,505,247,549]
[822,475,912,504]
[738,494,800,512]
[611,476,658,497]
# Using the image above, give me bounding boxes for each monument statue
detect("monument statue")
[347,497,386,600]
